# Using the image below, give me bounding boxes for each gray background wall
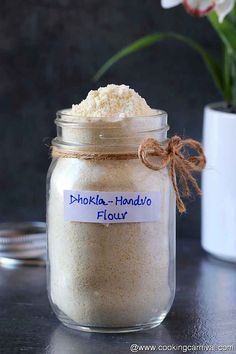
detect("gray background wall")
[0,0,221,238]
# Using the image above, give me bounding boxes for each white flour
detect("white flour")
[48,85,174,328]
[71,84,155,121]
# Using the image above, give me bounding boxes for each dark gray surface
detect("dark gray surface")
[0,239,235,354]
[0,0,221,238]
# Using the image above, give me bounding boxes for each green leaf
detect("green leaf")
[209,12,236,107]
[93,32,224,96]
[93,33,171,82]
[208,12,236,54]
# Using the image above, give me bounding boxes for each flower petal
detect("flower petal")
[215,0,235,22]
[161,0,182,8]
[183,0,216,16]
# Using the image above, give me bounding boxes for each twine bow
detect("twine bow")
[138,136,206,213]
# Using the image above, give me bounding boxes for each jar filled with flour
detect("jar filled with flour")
[47,85,205,332]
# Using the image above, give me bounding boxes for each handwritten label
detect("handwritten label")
[64,190,160,223]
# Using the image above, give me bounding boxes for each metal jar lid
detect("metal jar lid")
[0,222,46,266]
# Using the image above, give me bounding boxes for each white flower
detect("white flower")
[215,0,235,22]
[161,0,235,22]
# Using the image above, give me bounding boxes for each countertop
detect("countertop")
[0,239,236,354]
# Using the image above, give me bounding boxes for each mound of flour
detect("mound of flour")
[70,84,155,121]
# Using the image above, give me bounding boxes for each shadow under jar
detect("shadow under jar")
[46,109,176,333]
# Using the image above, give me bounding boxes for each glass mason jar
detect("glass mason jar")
[47,109,176,333]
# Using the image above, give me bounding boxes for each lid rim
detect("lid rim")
[0,222,46,263]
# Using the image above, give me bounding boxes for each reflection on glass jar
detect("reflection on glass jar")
[46,109,176,333]
[49,325,172,354]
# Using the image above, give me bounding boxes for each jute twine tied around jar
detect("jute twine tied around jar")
[51,136,206,213]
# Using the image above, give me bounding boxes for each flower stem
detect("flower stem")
[224,47,236,112]
[224,45,231,103]
[231,55,236,111]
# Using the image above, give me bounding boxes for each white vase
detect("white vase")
[202,102,236,262]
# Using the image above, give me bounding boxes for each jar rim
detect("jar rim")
[55,108,168,129]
